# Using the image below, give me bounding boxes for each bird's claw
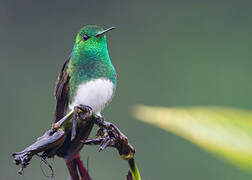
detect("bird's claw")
[71,105,93,141]
[76,104,93,119]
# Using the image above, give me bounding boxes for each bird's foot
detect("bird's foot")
[85,118,135,160]
[52,105,93,141]
[71,105,93,141]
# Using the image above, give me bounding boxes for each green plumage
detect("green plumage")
[54,25,116,122]
[69,25,116,102]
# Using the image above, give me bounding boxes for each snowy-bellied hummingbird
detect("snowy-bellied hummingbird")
[53,25,116,141]
[12,25,141,179]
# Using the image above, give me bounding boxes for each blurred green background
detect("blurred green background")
[1,0,252,179]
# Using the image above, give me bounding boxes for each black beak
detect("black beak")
[95,27,116,37]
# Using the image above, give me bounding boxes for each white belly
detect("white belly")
[69,78,115,114]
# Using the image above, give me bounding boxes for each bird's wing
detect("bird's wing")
[54,56,71,123]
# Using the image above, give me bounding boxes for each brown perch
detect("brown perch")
[12,107,135,180]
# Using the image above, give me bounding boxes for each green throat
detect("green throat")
[68,25,117,102]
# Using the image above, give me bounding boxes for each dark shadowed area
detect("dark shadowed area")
[1,0,252,179]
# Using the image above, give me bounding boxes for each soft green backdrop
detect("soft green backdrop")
[1,0,252,179]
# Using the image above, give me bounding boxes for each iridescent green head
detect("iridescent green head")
[73,25,115,55]
[70,25,117,99]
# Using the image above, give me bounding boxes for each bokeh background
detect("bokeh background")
[1,0,252,179]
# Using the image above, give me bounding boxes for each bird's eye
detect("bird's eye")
[83,34,89,41]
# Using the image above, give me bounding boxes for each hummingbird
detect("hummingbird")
[52,25,117,179]
[54,25,116,143]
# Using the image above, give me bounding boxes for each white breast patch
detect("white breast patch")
[69,78,115,114]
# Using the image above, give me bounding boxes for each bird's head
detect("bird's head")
[74,25,115,54]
